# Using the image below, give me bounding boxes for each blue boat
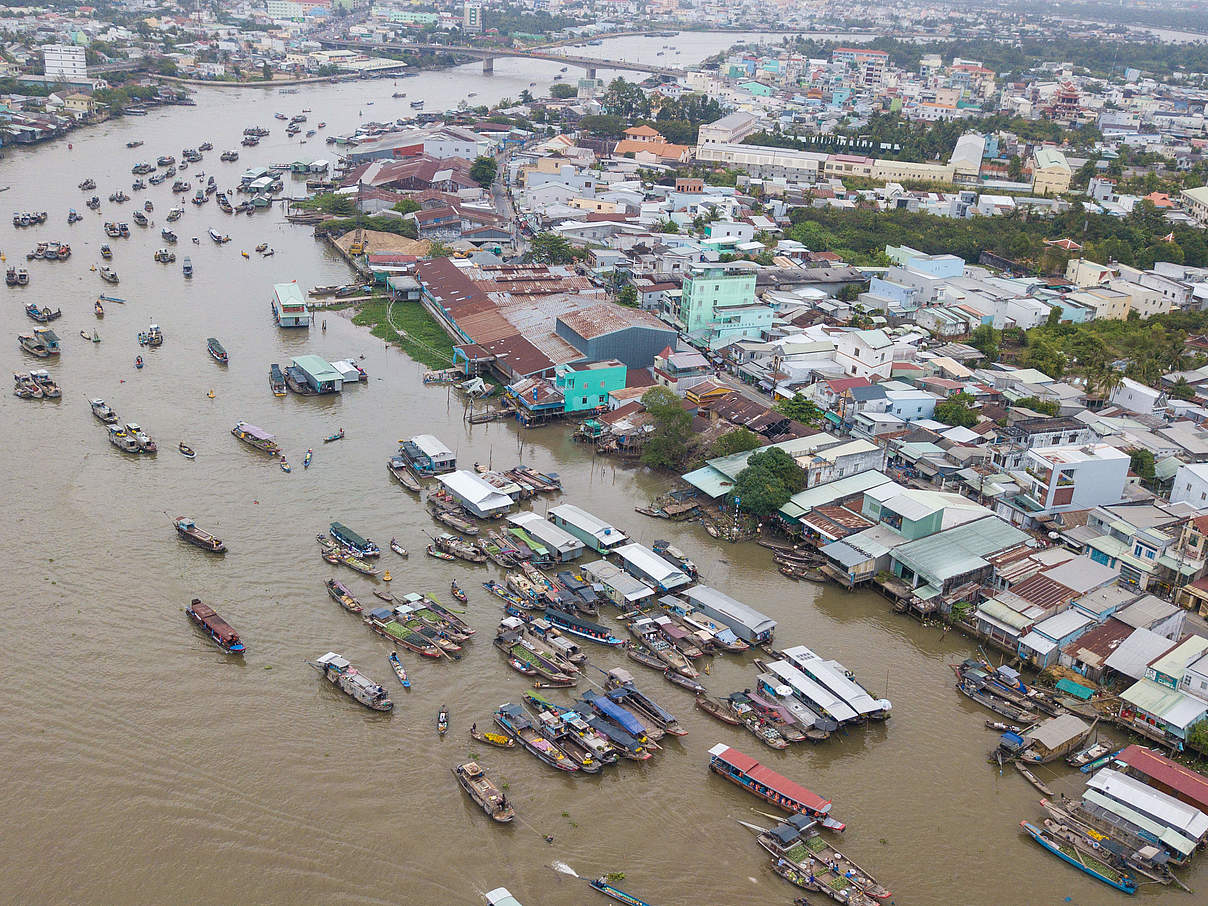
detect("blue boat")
[587,878,655,906]
[1019,821,1137,894]
[543,607,623,646]
[580,690,650,742]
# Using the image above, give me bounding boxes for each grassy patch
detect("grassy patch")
[352,299,455,370]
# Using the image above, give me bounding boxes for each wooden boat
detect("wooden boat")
[1019,820,1137,894]
[135,355,144,369]
[1013,761,1053,796]
[231,421,280,454]
[324,428,345,442]
[303,448,312,469]
[388,651,410,688]
[450,580,467,603]
[434,532,487,563]
[280,458,291,473]
[186,599,245,654]
[663,669,706,694]
[430,506,480,536]
[708,744,844,831]
[326,578,362,614]
[1066,740,1116,769]
[90,399,118,423]
[374,590,395,602]
[426,545,455,561]
[453,762,514,824]
[268,363,286,397]
[174,516,225,552]
[95,300,104,317]
[207,337,228,364]
[338,550,378,575]
[388,456,422,491]
[179,442,196,459]
[769,859,878,906]
[985,720,1025,733]
[696,694,743,726]
[755,815,891,900]
[310,652,392,712]
[25,304,62,323]
[587,878,656,906]
[390,537,408,557]
[438,705,449,735]
[470,726,515,748]
[955,680,1032,722]
[494,703,577,772]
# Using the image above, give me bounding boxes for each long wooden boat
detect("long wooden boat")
[1013,761,1053,796]
[426,545,455,561]
[454,762,514,823]
[388,651,410,688]
[206,337,228,364]
[544,606,624,646]
[587,878,655,906]
[309,652,392,712]
[388,456,422,491]
[430,505,479,535]
[268,363,286,396]
[470,726,514,748]
[434,532,487,563]
[186,599,244,654]
[363,608,442,658]
[756,814,890,900]
[604,668,686,736]
[708,743,845,831]
[494,703,578,772]
[174,516,225,552]
[1019,820,1137,894]
[339,550,379,575]
[231,421,280,454]
[769,858,878,906]
[955,680,1032,722]
[325,578,362,614]
[696,694,744,726]
[390,537,408,557]
[494,631,576,685]
[330,521,380,558]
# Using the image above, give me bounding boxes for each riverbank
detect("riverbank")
[352,297,455,370]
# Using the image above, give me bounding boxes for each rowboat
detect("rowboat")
[450,580,468,603]
[324,428,345,442]
[663,669,706,694]
[1019,820,1137,894]
[587,878,656,906]
[388,651,410,688]
[390,537,408,557]
[438,705,449,736]
[325,578,362,614]
[280,458,291,473]
[303,448,313,469]
[769,858,878,905]
[470,726,515,748]
[179,442,196,459]
[427,545,455,561]
[454,762,514,824]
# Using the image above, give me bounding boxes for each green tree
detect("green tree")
[1128,448,1156,484]
[549,82,577,99]
[601,77,650,119]
[934,392,979,428]
[1015,396,1060,416]
[529,232,576,265]
[1007,154,1024,182]
[773,393,824,427]
[616,284,638,308]
[640,387,692,469]
[968,325,999,362]
[709,427,763,459]
[261,61,273,81]
[392,198,421,215]
[1171,377,1196,401]
[470,156,498,188]
[731,448,807,517]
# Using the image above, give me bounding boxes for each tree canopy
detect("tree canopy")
[732,448,807,517]
[640,386,692,469]
[934,392,979,428]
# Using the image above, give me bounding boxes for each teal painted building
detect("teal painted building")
[555,360,627,413]
[673,262,768,346]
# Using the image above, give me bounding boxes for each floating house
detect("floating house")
[547,503,627,553]
[272,281,309,328]
[436,470,514,518]
[402,434,456,475]
[612,542,690,592]
[290,355,343,393]
[506,512,584,562]
[1086,768,1208,844]
[683,584,775,644]
[780,644,891,720]
[579,559,655,608]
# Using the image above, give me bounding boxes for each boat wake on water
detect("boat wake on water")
[550,861,579,877]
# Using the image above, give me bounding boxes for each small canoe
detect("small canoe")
[451,580,468,603]
[303,448,313,469]
[374,590,395,602]
[438,706,449,736]
[427,545,455,561]
[280,459,291,473]
[135,356,144,369]
[95,300,104,317]
[179,442,196,459]
[470,727,515,749]
[324,429,345,442]
[390,537,408,557]
[388,651,410,688]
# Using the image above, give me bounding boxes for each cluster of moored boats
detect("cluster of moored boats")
[90,398,157,454]
[13,369,60,399]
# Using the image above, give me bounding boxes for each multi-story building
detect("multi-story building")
[1182,186,1208,226]
[1008,444,1130,519]
[1031,147,1072,196]
[670,262,770,346]
[462,0,482,32]
[42,44,86,81]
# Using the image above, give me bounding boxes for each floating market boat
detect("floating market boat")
[587,878,655,906]
[450,580,467,603]
[696,694,744,726]
[28,369,60,398]
[768,859,878,906]
[390,537,408,557]
[454,762,514,823]
[99,266,119,284]
[708,744,845,831]
[107,424,140,452]
[310,652,392,712]
[756,814,891,899]
[12,372,42,399]
[124,422,156,453]
[185,599,245,654]
[330,521,380,558]
[544,607,624,646]
[438,705,449,735]
[90,399,118,423]
[268,363,286,396]
[325,578,363,614]
[303,448,312,469]
[433,532,486,563]
[25,303,61,323]
[363,608,442,658]
[388,651,410,688]
[174,516,225,552]
[207,337,228,364]
[338,549,378,575]
[324,428,345,442]
[231,421,281,454]
[494,703,577,772]
[1019,820,1137,894]
[470,726,514,748]
[388,455,422,491]
[427,545,455,561]
[604,667,686,736]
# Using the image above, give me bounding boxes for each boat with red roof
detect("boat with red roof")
[186,598,245,654]
[707,742,844,831]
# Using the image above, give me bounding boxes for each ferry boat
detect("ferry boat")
[310,652,392,712]
[1020,820,1137,893]
[18,329,58,357]
[207,337,228,364]
[543,606,624,646]
[90,399,118,423]
[269,363,286,396]
[231,421,281,454]
[708,743,845,831]
[174,516,225,552]
[186,599,245,654]
[330,521,380,558]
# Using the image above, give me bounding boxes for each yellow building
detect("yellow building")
[1031,147,1072,196]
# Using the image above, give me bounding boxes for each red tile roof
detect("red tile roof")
[1116,745,1208,813]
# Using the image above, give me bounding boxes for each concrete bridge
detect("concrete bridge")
[318,39,682,80]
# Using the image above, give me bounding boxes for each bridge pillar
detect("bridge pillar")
[586,67,596,80]
[482,56,494,74]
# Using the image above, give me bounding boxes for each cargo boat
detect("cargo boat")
[543,606,624,646]
[174,516,226,552]
[330,521,380,558]
[454,762,515,823]
[309,652,392,711]
[231,421,281,454]
[1020,820,1137,894]
[186,599,245,654]
[707,743,845,831]
[362,607,443,658]
[494,702,578,772]
[207,337,228,364]
[756,813,891,899]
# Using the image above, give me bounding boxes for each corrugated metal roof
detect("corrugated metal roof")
[891,516,1032,584]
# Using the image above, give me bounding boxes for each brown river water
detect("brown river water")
[0,35,1198,906]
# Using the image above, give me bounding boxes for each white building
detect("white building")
[833,328,894,380]
[1171,462,1208,507]
[698,112,760,146]
[43,44,87,81]
[1109,377,1168,416]
[1017,444,1130,514]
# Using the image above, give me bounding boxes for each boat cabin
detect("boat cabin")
[290,355,343,393]
[547,503,628,553]
[272,281,310,328]
[683,584,776,644]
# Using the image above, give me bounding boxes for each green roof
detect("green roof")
[291,355,341,382]
[891,517,1031,585]
[1055,678,1095,701]
[778,470,893,522]
[274,281,306,306]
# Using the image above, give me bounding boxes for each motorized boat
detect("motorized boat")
[438,706,449,736]
[174,516,224,552]
[390,537,408,557]
[324,428,345,442]
[453,762,514,824]
[388,651,410,688]
[99,266,119,284]
[207,337,228,364]
[179,442,196,459]
[303,448,313,469]
[90,399,118,423]
[309,652,392,711]
[186,599,244,654]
